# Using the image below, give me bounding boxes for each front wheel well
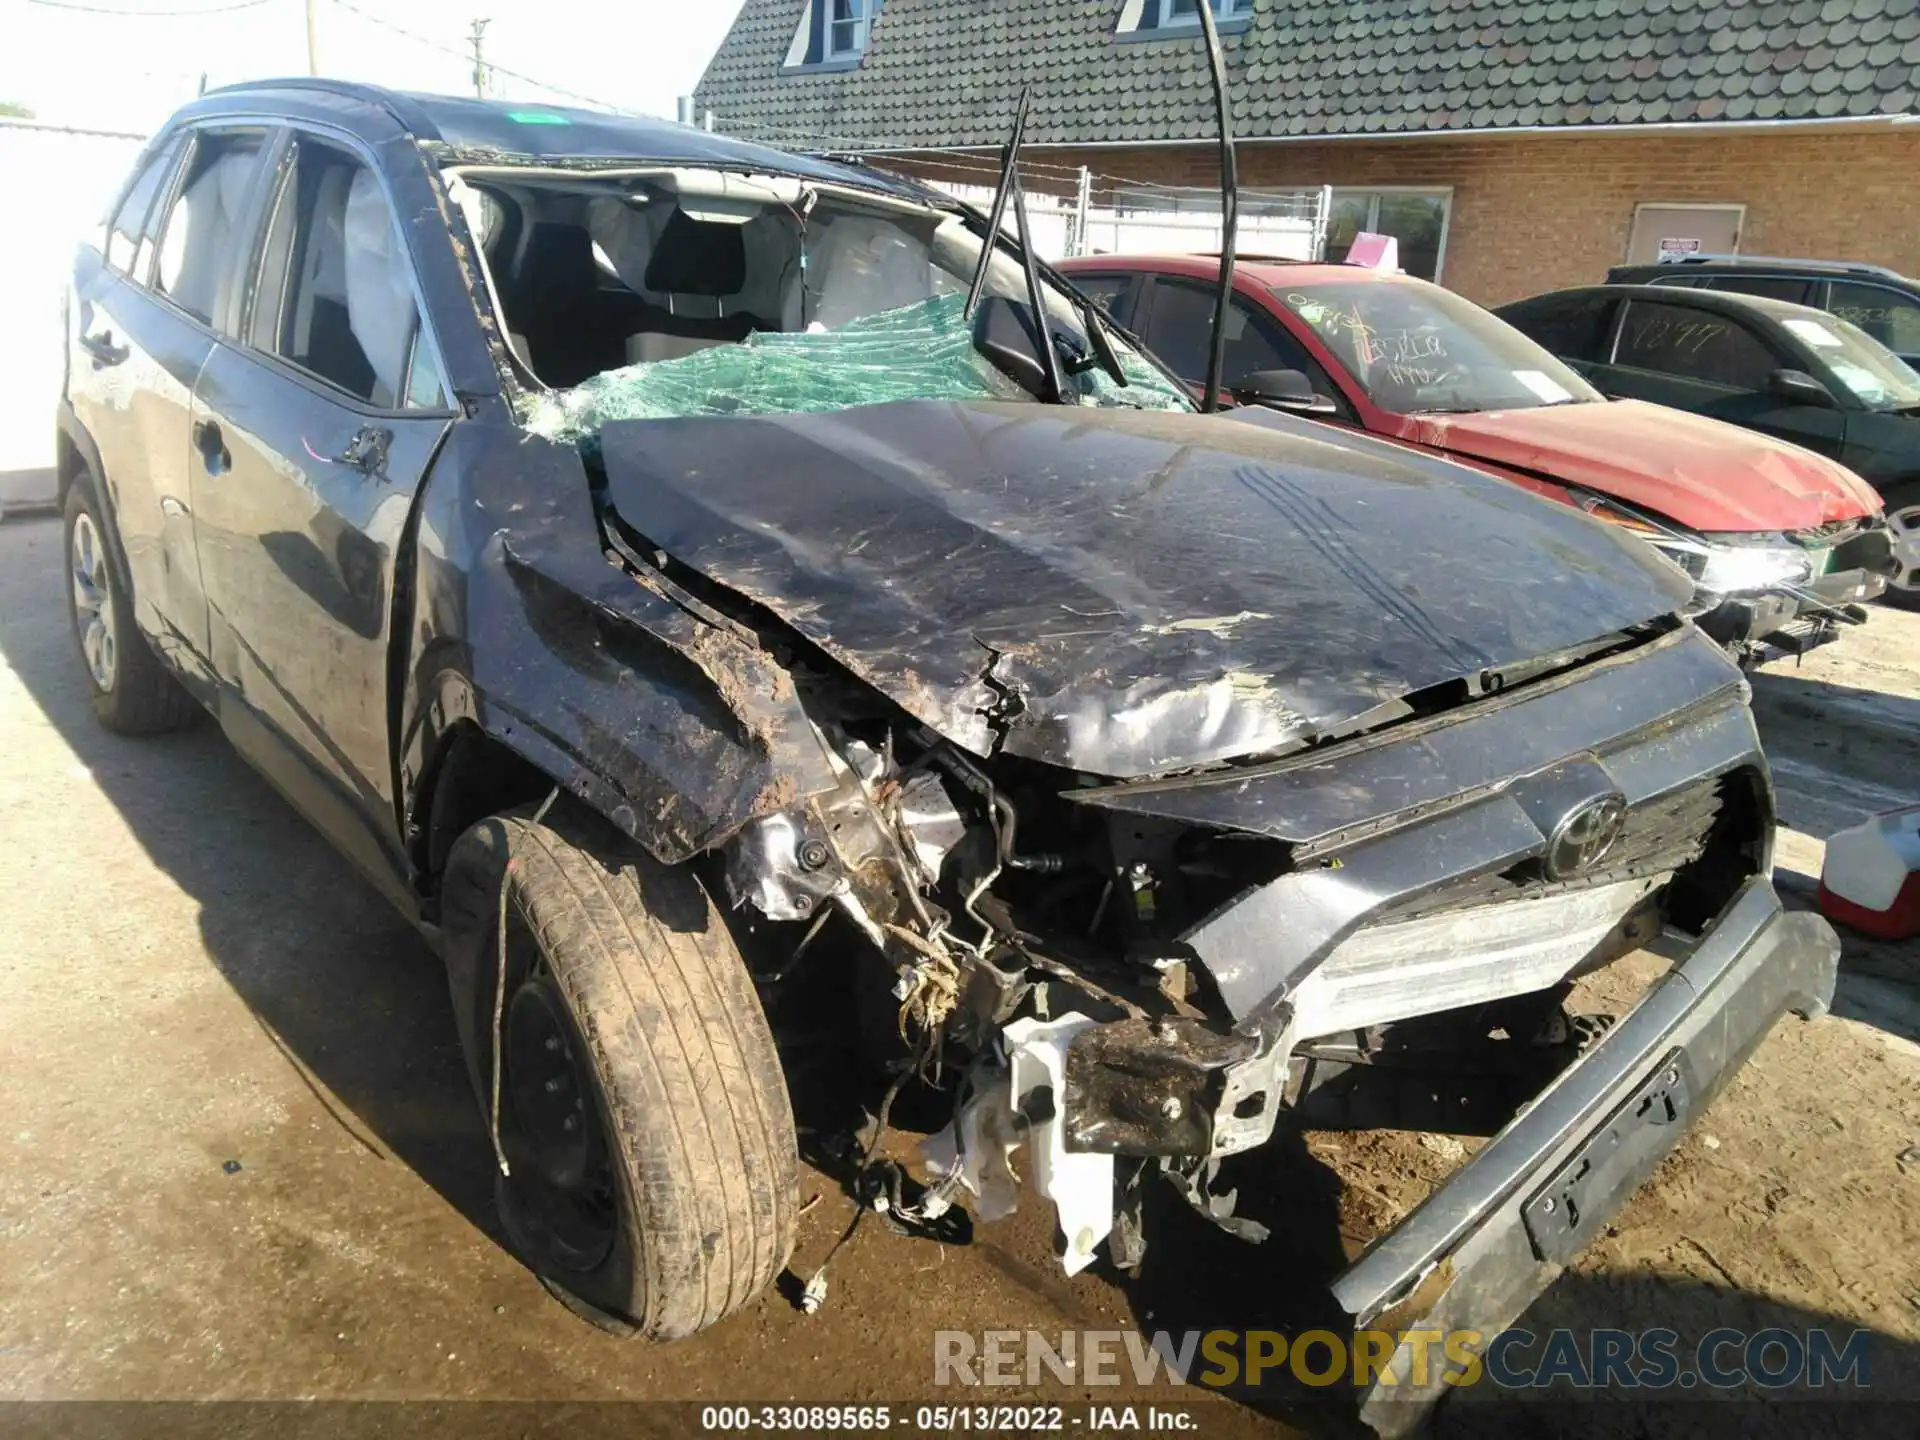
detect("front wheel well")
[416,724,558,902]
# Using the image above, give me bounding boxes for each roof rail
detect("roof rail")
[199,77,445,143]
[1655,253,1905,280]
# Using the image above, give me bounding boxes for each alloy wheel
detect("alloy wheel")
[70,511,118,692]
[1889,500,1920,595]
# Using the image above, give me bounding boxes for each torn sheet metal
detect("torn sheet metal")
[596,399,1691,778]
[417,426,838,863]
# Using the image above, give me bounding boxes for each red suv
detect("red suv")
[1059,255,1896,659]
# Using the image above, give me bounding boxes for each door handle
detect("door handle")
[194,419,231,475]
[79,330,128,368]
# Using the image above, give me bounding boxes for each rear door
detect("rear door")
[1592,297,1848,458]
[187,128,457,892]
[66,128,268,679]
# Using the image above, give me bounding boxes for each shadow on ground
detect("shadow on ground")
[0,517,502,1250]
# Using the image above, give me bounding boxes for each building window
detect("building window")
[825,0,881,59]
[1325,190,1451,282]
[785,0,882,69]
[1116,0,1253,37]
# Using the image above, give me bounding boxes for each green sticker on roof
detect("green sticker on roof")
[507,111,571,125]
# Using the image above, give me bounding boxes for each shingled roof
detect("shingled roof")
[695,0,1920,151]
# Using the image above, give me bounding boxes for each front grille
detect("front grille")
[1379,771,1733,922]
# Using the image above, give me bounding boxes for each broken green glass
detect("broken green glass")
[524,292,1188,444]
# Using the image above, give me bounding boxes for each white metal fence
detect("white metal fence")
[0,118,145,506]
[924,175,1331,264]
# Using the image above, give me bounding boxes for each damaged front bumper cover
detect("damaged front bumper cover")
[1331,876,1838,1437]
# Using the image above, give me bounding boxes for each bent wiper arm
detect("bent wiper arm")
[1068,284,1130,388]
[965,86,1031,321]
[1012,170,1068,404]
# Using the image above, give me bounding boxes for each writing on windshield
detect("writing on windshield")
[1277,280,1602,415]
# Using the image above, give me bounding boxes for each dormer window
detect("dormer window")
[825,0,882,60]
[783,0,883,71]
[1116,0,1253,36]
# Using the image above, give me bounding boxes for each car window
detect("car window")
[1144,279,1321,388]
[1500,292,1617,363]
[249,136,434,408]
[1613,300,1779,390]
[154,132,266,327]
[1827,281,1920,356]
[1067,273,1137,328]
[105,140,181,276]
[1702,274,1813,304]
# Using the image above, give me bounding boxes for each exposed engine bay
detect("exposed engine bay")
[705,619,1765,1278]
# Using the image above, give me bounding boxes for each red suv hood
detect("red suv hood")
[1405,400,1882,533]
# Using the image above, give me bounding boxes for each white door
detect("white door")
[1625,204,1743,264]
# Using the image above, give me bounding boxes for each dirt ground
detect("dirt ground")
[2,509,1917,1439]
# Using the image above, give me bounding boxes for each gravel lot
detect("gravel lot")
[1,510,1916,1438]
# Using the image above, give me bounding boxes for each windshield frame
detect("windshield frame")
[1271,276,1606,416]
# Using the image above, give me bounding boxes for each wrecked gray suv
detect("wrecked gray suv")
[58,82,1839,1426]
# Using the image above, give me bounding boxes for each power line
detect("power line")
[325,0,636,114]
[26,0,276,14]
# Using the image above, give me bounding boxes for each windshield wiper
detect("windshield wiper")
[964,85,1067,404]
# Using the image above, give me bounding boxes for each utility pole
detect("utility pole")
[304,0,318,75]
[468,18,491,99]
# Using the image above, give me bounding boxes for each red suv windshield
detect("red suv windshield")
[1274,279,1604,415]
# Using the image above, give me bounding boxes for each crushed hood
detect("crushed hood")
[1406,400,1884,533]
[597,401,1692,778]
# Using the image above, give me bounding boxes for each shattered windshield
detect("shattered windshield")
[491,182,1190,444]
[1779,312,1920,412]
[1274,279,1605,415]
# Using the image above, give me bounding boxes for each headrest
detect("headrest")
[643,206,747,297]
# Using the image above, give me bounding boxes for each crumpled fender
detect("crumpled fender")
[400,419,837,866]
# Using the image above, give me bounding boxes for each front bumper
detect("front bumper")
[1697,565,1884,655]
[1331,876,1838,1436]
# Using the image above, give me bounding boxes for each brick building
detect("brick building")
[694,0,1920,306]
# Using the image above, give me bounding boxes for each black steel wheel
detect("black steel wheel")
[439,805,798,1339]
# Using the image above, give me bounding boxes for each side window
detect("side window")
[1502,293,1617,362]
[1144,279,1326,388]
[1827,281,1920,356]
[249,136,433,407]
[1704,274,1812,304]
[1067,273,1138,328]
[105,140,181,276]
[155,132,266,326]
[1614,300,1779,390]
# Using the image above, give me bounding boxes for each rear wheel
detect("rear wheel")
[440,808,798,1338]
[62,473,198,733]
[1882,482,1920,609]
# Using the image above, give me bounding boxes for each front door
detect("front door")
[189,131,455,894]
[1624,205,1742,266]
[1593,297,1848,458]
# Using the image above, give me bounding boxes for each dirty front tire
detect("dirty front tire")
[440,808,798,1339]
[61,474,199,734]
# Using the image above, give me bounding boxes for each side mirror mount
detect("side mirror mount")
[1768,367,1838,409]
[1229,368,1338,415]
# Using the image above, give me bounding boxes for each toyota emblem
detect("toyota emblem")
[1544,793,1628,880]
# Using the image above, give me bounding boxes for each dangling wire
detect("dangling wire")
[488,786,561,1179]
